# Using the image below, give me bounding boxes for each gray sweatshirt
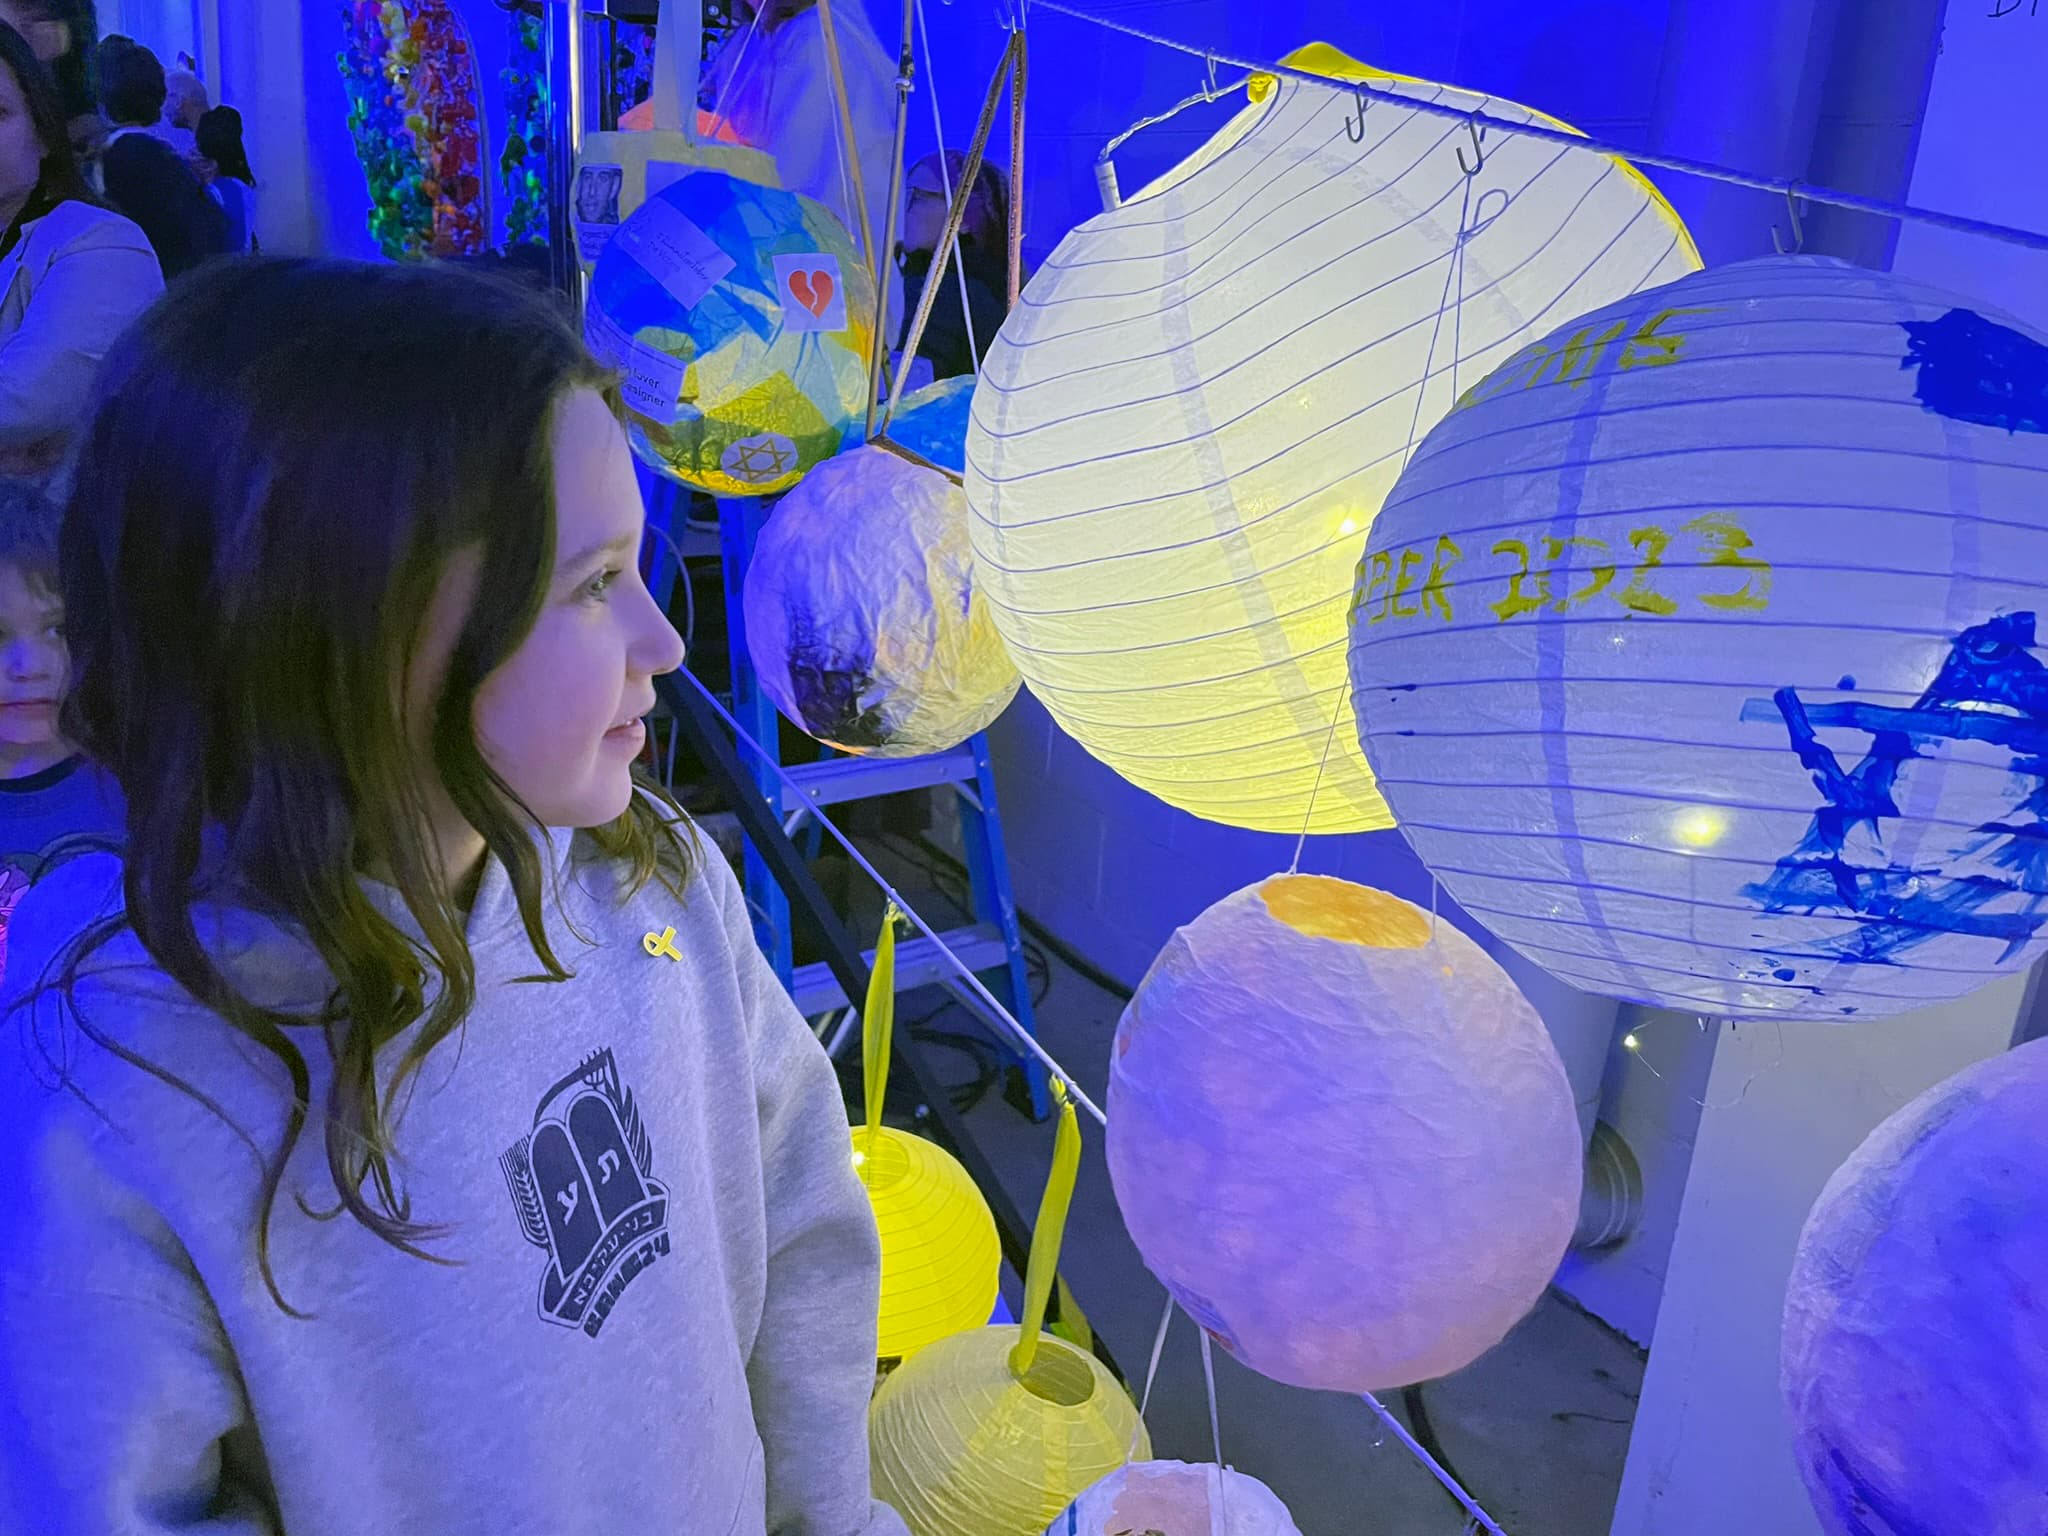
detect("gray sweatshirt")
[0,828,910,1536]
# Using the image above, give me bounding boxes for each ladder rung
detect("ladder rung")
[791,923,1009,1016]
[777,747,979,812]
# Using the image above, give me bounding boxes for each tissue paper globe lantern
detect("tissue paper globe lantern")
[585,169,875,497]
[855,1125,1002,1361]
[965,42,1697,834]
[744,445,1020,755]
[1048,1461,1303,1536]
[1782,1038,2048,1536]
[871,1326,1150,1536]
[1348,255,2048,1019]
[1107,875,1580,1392]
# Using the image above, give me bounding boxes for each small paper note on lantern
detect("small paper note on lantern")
[1108,875,1581,1392]
[1783,1037,2048,1536]
[1048,1461,1303,1536]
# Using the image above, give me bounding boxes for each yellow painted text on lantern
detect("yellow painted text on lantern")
[1260,874,1431,948]
[1354,515,1772,628]
[1451,306,1723,414]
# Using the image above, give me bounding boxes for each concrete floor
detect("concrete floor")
[861,842,1646,1536]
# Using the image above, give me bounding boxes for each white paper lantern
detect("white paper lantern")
[1107,875,1580,1392]
[1048,1461,1303,1536]
[1348,256,2048,1019]
[744,445,1019,756]
[1783,1038,2048,1536]
[966,43,1697,833]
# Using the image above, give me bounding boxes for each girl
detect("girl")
[0,21,160,485]
[0,259,906,1536]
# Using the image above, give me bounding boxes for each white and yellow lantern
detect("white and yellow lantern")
[745,445,1020,757]
[1107,875,1580,1391]
[966,44,1697,833]
[1348,256,2048,1018]
[1048,1462,1304,1536]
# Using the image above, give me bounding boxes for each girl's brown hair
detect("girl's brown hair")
[52,257,693,1310]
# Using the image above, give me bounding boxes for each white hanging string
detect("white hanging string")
[700,4,764,143]
[1286,162,1479,876]
[912,0,982,370]
[1359,1393,1509,1536]
[1130,1293,1175,1456]
[1198,1328,1225,1465]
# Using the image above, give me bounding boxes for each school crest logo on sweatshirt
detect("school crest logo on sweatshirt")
[499,1048,670,1338]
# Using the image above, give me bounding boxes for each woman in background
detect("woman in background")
[197,103,254,252]
[0,0,98,164]
[897,149,1011,381]
[0,22,160,487]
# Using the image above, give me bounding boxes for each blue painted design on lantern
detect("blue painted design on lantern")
[1901,309,2048,436]
[1743,612,2048,964]
[785,610,888,748]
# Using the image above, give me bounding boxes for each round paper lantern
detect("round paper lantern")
[965,43,1697,834]
[1048,1461,1302,1536]
[585,169,876,497]
[1107,875,1580,1391]
[871,1326,1150,1536]
[744,445,1020,755]
[1782,1038,2048,1536]
[1347,255,2048,1019]
[856,1125,1002,1361]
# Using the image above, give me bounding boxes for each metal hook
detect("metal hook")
[1456,118,1485,176]
[1344,88,1368,144]
[1202,49,1218,101]
[1772,184,1805,254]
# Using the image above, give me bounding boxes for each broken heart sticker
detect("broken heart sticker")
[772,253,849,334]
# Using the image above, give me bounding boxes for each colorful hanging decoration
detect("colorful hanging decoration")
[338,2,433,258]
[498,7,550,248]
[870,1090,1149,1536]
[1108,875,1581,1392]
[1049,1462,1304,1536]
[1347,256,2048,1019]
[1783,1037,2048,1536]
[745,445,1020,756]
[585,170,874,497]
[852,910,1003,1362]
[337,0,487,258]
[965,42,1698,835]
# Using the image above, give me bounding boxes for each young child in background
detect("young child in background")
[0,260,905,1536]
[0,477,120,979]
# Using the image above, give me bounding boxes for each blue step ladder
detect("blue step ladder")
[643,470,1050,1118]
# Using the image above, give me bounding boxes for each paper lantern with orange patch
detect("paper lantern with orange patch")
[1107,876,1581,1391]
[1048,1461,1303,1536]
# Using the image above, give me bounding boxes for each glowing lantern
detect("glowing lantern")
[1347,255,2048,1018]
[1783,1038,2048,1536]
[871,1092,1150,1535]
[853,910,1001,1360]
[965,43,1697,834]
[1049,1462,1303,1536]
[745,445,1019,757]
[1107,875,1580,1392]
[585,170,875,497]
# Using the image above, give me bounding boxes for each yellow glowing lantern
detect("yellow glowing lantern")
[871,1090,1150,1535]
[966,43,1698,833]
[855,909,1002,1361]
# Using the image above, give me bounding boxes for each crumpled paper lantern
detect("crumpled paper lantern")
[871,1327,1150,1536]
[966,43,1697,834]
[745,445,1019,755]
[858,1125,1001,1361]
[1348,255,2048,1018]
[1107,875,1580,1391]
[1782,1038,2048,1536]
[1048,1461,1303,1536]
[585,169,876,497]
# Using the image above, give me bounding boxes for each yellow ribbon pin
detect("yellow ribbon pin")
[642,926,682,961]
